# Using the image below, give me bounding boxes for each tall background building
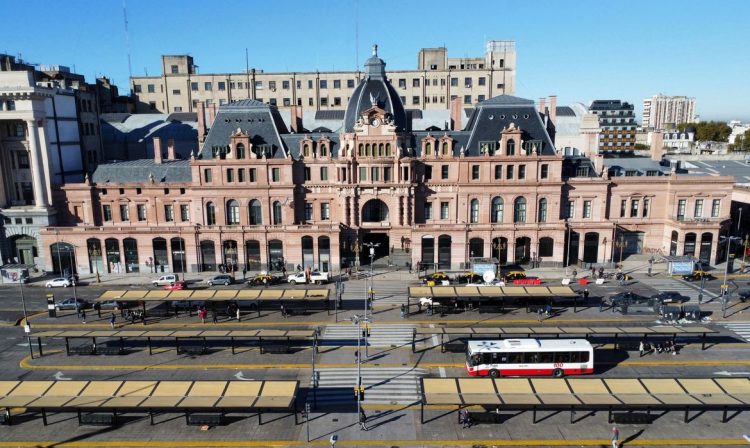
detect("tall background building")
[589,100,637,153]
[642,94,696,130]
[129,41,516,114]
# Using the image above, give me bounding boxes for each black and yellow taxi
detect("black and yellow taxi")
[421,272,450,286]
[457,272,482,284]
[247,274,281,286]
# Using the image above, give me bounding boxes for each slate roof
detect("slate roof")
[556,106,575,117]
[281,133,342,159]
[91,159,192,184]
[315,110,345,120]
[602,157,670,176]
[201,99,289,159]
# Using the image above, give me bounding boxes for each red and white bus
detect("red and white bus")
[466,339,594,378]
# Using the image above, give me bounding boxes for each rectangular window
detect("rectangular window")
[147,84,156,93]
[238,168,245,182]
[321,202,330,220]
[171,88,181,95]
[180,204,189,222]
[506,165,514,179]
[226,168,234,183]
[334,97,341,106]
[451,77,458,87]
[272,168,280,182]
[518,165,526,180]
[694,199,703,218]
[440,202,449,220]
[478,77,486,86]
[412,96,420,105]
[464,95,472,104]
[677,199,686,220]
[120,204,129,221]
[103,205,112,222]
[333,79,341,89]
[371,167,379,181]
[620,199,627,218]
[464,77,472,87]
[304,202,313,221]
[170,65,179,74]
[441,165,449,180]
[248,168,257,182]
[218,81,226,91]
[712,199,721,218]
[320,97,328,106]
[164,205,174,222]
[255,80,263,89]
[471,165,480,180]
[643,198,650,217]
[424,202,432,220]
[137,204,147,221]
[567,201,575,219]
[425,165,432,180]
[631,199,639,217]
[304,167,311,181]
[347,79,355,88]
[268,81,276,90]
[383,167,391,182]
[320,166,328,181]
[359,166,367,181]
[204,82,212,91]
[282,80,290,90]
[133,84,142,93]
[398,79,406,88]
[541,164,549,179]
[308,80,313,89]
[320,80,327,89]
[583,200,592,219]
[412,78,420,87]
[494,165,502,180]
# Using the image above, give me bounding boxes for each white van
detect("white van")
[152,274,179,286]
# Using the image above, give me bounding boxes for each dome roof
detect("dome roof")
[343,45,407,132]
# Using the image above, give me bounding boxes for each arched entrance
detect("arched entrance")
[565,231,580,266]
[301,236,314,269]
[684,233,697,257]
[362,199,389,223]
[699,233,713,264]
[200,240,216,271]
[9,235,37,265]
[223,240,238,272]
[88,238,105,274]
[105,238,122,274]
[583,232,599,264]
[318,237,331,272]
[492,237,508,265]
[245,240,261,271]
[469,238,484,258]
[268,239,284,271]
[539,237,554,258]
[437,235,452,270]
[152,238,168,273]
[515,237,531,264]
[123,238,139,273]
[50,242,75,276]
[670,231,679,256]
[171,237,186,273]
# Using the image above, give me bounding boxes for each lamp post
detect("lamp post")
[565,220,572,275]
[602,237,608,267]
[15,248,33,359]
[54,229,63,276]
[363,242,379,358]
[353,239,361,272]
[492,239,507,280]
[614,234,626,270]
[720,235,741,317]
[351,314,366,428]
[741,235,749,274]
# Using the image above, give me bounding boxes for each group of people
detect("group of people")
[639,339,678,357]
[536,304,553,321]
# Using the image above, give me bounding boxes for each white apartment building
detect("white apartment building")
[642,94,696,130]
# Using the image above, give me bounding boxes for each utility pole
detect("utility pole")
[363,242,379,358]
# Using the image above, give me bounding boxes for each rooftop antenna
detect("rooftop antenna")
[122,0,133,79]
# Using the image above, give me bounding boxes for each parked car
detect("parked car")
[421,272,450,286]
[287,271,331,285]
[248,274,281,286]
[206,275,234,286]
[152,274,179,287]
[504,271,527,281]
[99,300,125,310]
[651,291,687,304]
[682,270,712,282]
[610,291,658,314]
[55,298,89,310]
[456,272,482,284]
[45,278,73,288]
[738,290,750,303]
[163,281,187,291]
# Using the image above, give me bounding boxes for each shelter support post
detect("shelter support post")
[37,337,43,357]
[42,409,48,426]
[65,337,70,356]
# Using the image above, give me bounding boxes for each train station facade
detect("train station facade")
[38,48,735,276]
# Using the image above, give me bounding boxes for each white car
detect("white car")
[46,278,72,288]
[287,271,331,285]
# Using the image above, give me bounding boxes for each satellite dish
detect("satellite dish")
[483,271,495,283]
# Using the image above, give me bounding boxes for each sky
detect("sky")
[2,0,749,122]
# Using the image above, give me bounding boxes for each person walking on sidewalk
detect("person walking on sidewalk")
[236,307,241,322]
[81,309,86,324]
[611,426,619,448]
[359,407,369,431]
[537,307,543,323]
[212,309,218,324]
[110,313,116,329]
[639,339,645,357]
[400,304,406,319]
[94,302,101,318]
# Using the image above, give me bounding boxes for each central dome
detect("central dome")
[343,45,407,132]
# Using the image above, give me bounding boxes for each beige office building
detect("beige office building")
[130,41,516,114]
[642,95,696,130]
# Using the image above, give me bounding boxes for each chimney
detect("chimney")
[538,97,546,114]
[450,97,462,131]
[290,105,302,133]
[197,102,206,141]
[207,104,217,128]
[167,138,176,160]
[153,137,163,164]
[548,95,557,125]
[650,131,665,161]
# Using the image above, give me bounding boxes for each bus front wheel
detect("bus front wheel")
[488,369,499,378]
[553,368,564,378]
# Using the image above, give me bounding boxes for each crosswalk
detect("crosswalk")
[639,277,718,302]
[719,322,750,342]
[321,324,415,347]
[341,279,409,306]
[309,367,427,405]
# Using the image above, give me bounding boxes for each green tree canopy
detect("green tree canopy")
[732,129,750,151]
[677,121,732,142]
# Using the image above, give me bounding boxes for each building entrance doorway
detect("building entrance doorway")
[362,233,389,265]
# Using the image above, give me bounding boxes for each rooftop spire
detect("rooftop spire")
[372,44,378,56]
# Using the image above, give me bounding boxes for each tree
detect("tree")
[677,121,732,142]
[732,129,750,151]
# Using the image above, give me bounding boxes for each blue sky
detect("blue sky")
[2,0,748,121]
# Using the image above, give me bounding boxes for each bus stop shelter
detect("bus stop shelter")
[408,286,580,312]
[420,377,750,425]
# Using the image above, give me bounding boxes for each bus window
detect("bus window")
[579,351,590,363]
[469,354,481,366]
[538,352,554,363]
[508,353,524,364]
[569,351,580,363]
[524,352,539,364]
[555,352,571,363]
[490,353,507,364]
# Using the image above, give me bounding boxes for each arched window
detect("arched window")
[226,199,240,225]
[365,143,371,157]
[507,139,515,156]
[303,143,311,158]
[385,143,391,156]
[491,197,504,223]
[235,143,246,159]
[272,201,283,225]
[358,143,364,157]
[378,143,384,157]
[539,237,554,257]
[442,142,449,155]
[249,199,262,225]
[470,199,479,224]
[206,202,216,225]
[320,144,327,157]
[538,198,547,223]
[425,142,432,156]
[514,197,526,223]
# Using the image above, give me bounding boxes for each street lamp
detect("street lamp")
[350,314,366,428]
[602,237,608,266]
[614,234,626,270]
[353,239,361,271]
[15,249,33,359]
[492,239,507,279]
[720,235,741,317]
[565,220,572,275]
[363,242,379,357]
[741,235,749,274]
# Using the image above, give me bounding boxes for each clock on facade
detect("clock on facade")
[370,117,381,127]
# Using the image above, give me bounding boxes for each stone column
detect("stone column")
[26,119,49,208]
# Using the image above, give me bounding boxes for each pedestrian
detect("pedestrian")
[572,269,577,278]
[583,288,590,301]
[199,309,205,324]
[76,305,81,318]
[462,409,472,428]
[598,267,604,279]
[417,301,422,313]
[545,303,552,317]
[94,302,101,318]
[611,426,619,448]
[599,297,605,312]
[212,310,218,324]
[400,304,406,319]
[537,307,543,322]
[81,309,86,324]
[591,267,596,278]
[698,293,703,304]
[236,307,241,322]
[110,313,116,329]
[281,303,286,318]
[359,407,368,431]
[639,340,645,357]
